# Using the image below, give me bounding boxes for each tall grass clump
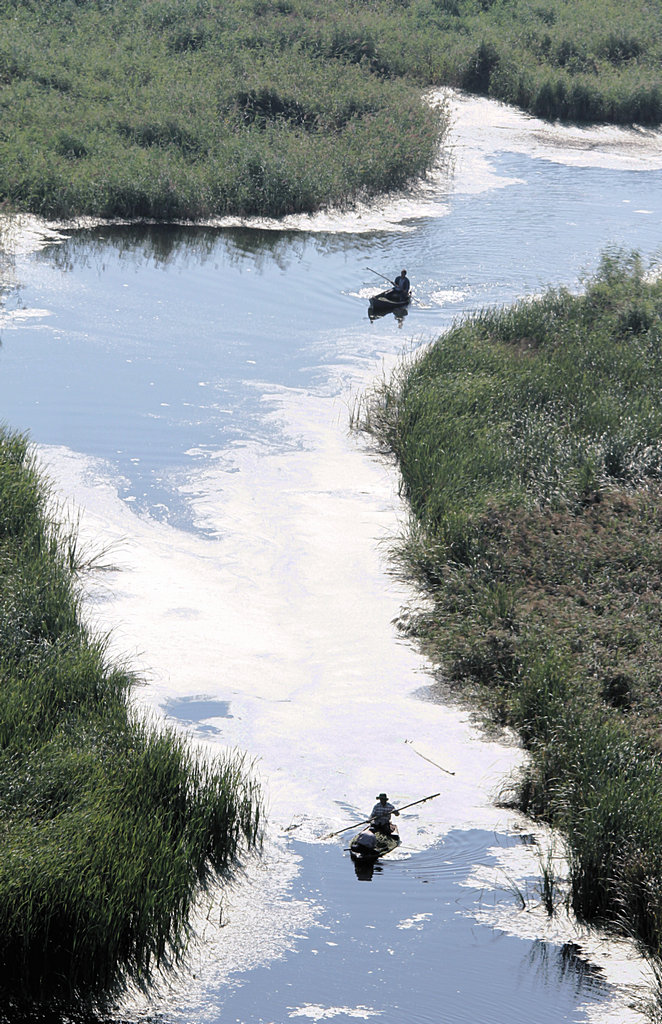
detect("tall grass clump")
[357,250,662,957]
[0,427,261,1012]
[0,0,446,219]
[0,0,659,220]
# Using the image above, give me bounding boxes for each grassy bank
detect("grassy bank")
[0,0,660,220]
[355,251,662,957]
[0,0,444,219]
[0,427,261,1012]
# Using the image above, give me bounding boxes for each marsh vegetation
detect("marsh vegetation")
[0,0,660,219]
[0,428,261,1012]
[356,251,662,956]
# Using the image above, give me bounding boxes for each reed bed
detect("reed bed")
[0,0,660,220]
[0,428,261,1011]
[356,251,662,962]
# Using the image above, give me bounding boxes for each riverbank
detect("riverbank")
[0,0,660,220]
[0,427,261,1012]
[355,250,662,965]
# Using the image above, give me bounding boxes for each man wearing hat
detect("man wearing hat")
[370,792,399,834]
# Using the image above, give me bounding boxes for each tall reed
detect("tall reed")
[357,251,662,959]
[0,0,659,220]
[0,428,261,1011]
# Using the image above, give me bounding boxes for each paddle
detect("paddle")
[367,266,396,287]
[321,791,441,840]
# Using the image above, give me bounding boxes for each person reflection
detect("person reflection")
[353,858,383,881]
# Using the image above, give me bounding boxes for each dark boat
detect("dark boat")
[349,822,401,862]
[368,288,411,315]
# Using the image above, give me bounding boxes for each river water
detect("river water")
[2,91,662,1024]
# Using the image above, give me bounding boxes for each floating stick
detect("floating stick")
[405,739,455,776]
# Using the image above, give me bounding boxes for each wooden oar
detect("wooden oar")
[405,740,455,776]
[367,266,395,287]
[321,791,440,840]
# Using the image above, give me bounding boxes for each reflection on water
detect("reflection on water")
[37,222,368,275]
[38,223,322,273]
[368,303,409,326]
[353,857,380,881]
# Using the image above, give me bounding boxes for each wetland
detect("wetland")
[1,91,662,1021]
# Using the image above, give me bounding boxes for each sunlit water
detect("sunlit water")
[2,91,662,1023]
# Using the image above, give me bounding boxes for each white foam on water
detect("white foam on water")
[36,378,524,847]
[430,287,470,303]
[396,913,433,931]
[445,90,662,196]
[118,834,320,1021]
[0,307,51,327]
[0,214,68,255]
[460,825,654,1010]
[288,1008,382,1021]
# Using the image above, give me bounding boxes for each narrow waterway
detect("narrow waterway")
[2,92,662,1024]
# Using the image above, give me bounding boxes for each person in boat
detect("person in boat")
[393,269,410,302]
[370,793,399,834]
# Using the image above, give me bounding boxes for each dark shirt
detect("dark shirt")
[394,274,410,296]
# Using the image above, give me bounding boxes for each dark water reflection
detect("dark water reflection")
[38,223,325,272]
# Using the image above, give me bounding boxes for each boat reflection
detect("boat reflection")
[368,304,409,326]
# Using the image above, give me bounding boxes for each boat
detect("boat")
[368,288,411,315]
[349,822,401,862]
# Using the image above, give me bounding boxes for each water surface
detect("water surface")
[1,92,661,1023]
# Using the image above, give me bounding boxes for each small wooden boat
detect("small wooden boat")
[368,288,411,315]
[349,822,401,862]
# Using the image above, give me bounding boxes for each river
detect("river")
[2,91,662,1024]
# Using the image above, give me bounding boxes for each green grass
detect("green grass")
[0,0,660,219]
[0,0,445,218]
[355,251,662,961]
[0,427,261,1011]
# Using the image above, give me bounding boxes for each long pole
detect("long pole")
[322,791,440,840]
[367,266,395,286]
